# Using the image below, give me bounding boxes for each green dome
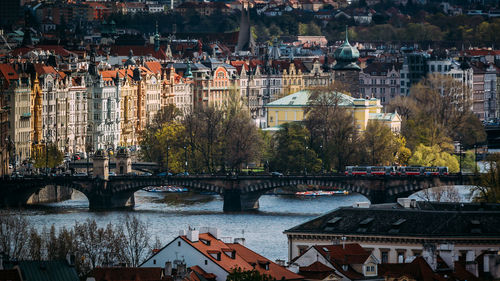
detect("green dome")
[333,27,360,70]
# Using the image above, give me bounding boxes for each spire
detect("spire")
[154,21,160,52]
[345,25,349,45]
[184,60,193,78]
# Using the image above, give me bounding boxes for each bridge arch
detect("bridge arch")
[241,179,375,202]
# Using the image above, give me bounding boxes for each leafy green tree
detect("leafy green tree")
[408,144,459,173]
[474,153,500,203]
[455,112,486,149]
[33,144,63,169]
[270,122,321,173]
[227,268,275,281]
[361,121,399,166]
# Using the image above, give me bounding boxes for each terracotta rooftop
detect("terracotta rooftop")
[90,267,165,281]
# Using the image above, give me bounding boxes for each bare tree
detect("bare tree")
[121,215,151,267]
[416,186,461,202]
[0,216,30,260]
[305,86,358,172]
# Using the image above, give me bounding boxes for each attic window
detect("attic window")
[292,96,297,100]
[359,218,374,225]
[223,249,236,259]
[470,220,480,225]
[392,219,406,226]
[258,260,270,270]
[471,228,482,234]
[207,250,221,261]
[200,238,211,246]
[322,247,329,252]
[327,217,342,225]
[289,101,294,105]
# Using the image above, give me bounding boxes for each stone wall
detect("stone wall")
[27,185,74,204]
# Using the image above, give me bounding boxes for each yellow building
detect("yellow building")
[264,90,401,132]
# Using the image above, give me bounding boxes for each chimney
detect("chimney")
[483,254,490,273]
[397,198,411,208]
[165,261,172,276]
[422,244,437,271]
[234,238,245,246]
[187,229,199,242]
[466,251,478,277]
[177,262,187,278]
[352,202,370,208]
[208,227,220,239]
[438,244,455,270]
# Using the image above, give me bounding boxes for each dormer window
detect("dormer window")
[258,260,270,270]
[200,238,211,246]
[207,250,221,261]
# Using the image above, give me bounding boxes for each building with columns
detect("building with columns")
[285,200,500,266]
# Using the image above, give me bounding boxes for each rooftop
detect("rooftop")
[285,201,500,238]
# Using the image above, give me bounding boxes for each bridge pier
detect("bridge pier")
[223,190,261,212]
[86,190,136,210]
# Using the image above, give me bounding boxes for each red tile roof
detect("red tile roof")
[34,64,58,76]
[228,243,303,280]
[313,244,371,265]
[180,234,302,280]
[0,64,19,84]
[379,257,448,281]
[110,46,167,60]
[145,61,163,75]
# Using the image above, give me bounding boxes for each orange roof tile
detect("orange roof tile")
[0,64,19,84]
[228,243,303,280]
[145,61,162,75]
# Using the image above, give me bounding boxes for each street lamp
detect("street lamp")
[166,145,170,174]
[320,144,323,174]
[184,145,188,174]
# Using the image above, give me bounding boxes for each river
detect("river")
[0,190,369,261]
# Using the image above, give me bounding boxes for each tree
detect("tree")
[474,153,500,203]
[270,122,321,173]
[120,215,151,267]
[361,121,399,165]
[221,91,262,171]
[304,87,358,172]
[415,186,461,202]
[408,144,459,173]
[455,112,486,149]
[227,268,276,281]
[33,144,63,169]
[410,74,471,139]
[0,216,30,260]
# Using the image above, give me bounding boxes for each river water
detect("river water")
[1,191,369,261]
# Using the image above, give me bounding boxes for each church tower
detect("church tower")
[333,27,360,97]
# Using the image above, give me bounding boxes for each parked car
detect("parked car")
[74,172,87,177]
[176,172,189,176]
[142,172,152,176]
[157,172,173,176]
[109,172,116,176]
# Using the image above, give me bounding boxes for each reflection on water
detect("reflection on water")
[2,190,368,261]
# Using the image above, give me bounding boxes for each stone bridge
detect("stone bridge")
[0,174,475,211]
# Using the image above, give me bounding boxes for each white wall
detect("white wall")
[141,237,229,281]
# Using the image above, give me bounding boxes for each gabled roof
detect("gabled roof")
[228,243,303,280]
[379,257,447,281]
[145,61,162,75]
[34,64,58,76]
[313,244,371,265]
[178,233,302,280]
[0,64,19,84]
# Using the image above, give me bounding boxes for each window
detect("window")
[178,241,181,246]
[381,251,389,263]
[153,259,156,264]
[205,260,208,265]
[397,251,405,263]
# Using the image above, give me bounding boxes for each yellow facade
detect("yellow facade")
[265,91,399,131]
